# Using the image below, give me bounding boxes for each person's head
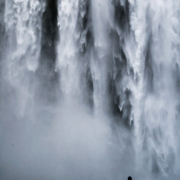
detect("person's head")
[128,176,132,180]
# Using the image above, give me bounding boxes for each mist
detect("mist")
[0,0,180,180]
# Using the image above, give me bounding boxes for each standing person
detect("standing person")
[128,176,132,180]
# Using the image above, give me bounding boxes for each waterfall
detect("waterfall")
[0,0,180,180]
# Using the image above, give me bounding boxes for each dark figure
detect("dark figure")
[128,176,132,180]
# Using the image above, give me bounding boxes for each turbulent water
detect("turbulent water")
[0,0,180,180]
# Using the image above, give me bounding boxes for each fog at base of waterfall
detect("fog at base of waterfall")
[0,0,180,180]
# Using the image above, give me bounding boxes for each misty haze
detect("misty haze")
[0,0,180,180]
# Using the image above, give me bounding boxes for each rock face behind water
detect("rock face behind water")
[0,0,180,180]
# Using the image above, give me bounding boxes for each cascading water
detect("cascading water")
[4,0,44,116]
[0,0,180,180]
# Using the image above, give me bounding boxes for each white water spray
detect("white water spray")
[0,0,180,180]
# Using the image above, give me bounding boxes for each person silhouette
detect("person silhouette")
[128,176,132,180]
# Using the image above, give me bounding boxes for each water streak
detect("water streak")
[0,0,180,179]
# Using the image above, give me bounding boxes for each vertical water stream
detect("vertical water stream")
[0,0,180,180]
